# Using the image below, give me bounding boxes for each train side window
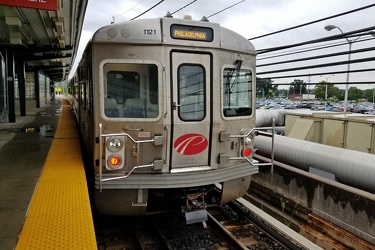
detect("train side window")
[178,64,205,121]
[0,54,4,114]
[222,68,252,117]
[87,68,93,115]
[73,84,79,101]
[80,81,86,109]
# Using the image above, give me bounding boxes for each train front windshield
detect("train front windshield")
[103,63,159,119]
[223,68,252,117]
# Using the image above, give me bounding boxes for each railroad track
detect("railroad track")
[95,200,317,249]
[95,210,250,249]
[95,211,241,249]
[207,205,291,250]
[95,154,374,250]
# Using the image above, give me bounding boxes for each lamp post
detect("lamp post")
[369,84,375,104]
[324,25,352,113]
[368,31,375,104]
[320,75,334,109]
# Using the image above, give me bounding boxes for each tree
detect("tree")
[256,77,276,98]
[348,86,363,101]
[334,88,345,101]
[364,88,375,103]
[314,81,335,100]
[289,79,306,95]
[273,88,288,98]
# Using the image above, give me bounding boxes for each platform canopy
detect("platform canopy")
[0,0,88,82]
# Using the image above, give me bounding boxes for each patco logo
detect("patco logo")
[174,133,208,155]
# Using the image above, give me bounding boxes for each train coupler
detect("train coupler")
[183,192,208,226]
[185,209,208,228]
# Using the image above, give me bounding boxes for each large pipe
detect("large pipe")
[255,134,375,193]
[256,109,284,127]
[256,109,285,134]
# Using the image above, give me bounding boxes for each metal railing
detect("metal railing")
[98,123,161,191]
[229,118,275,171]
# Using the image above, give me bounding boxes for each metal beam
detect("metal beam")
[22,53,72,62]
[9,45,73,55]
[26,64,70,71]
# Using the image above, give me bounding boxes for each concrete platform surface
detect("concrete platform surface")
[0,96,63,250]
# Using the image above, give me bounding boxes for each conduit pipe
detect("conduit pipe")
[255,109,283,127]
[255,134,375,193]
[256,109,285,134]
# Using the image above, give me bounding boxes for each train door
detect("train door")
[170,52,211,172]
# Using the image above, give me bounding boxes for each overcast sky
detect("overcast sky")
[72,0,375,89]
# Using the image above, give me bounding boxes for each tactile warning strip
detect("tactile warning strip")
[16,98,97,249]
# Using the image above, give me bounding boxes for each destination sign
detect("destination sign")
[171,24,213,42]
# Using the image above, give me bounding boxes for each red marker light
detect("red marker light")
[108,155,122,168]
[243,148,251,157]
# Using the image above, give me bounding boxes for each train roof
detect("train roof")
[92,16,255,54]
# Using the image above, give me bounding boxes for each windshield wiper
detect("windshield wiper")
[230,59,243,93]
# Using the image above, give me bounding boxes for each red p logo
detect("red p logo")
[174,133,208,155]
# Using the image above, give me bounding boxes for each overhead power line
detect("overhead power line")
[257,57,375,75]
[258,39,345,60]
[171,0,197,15]
[269,81,375,86]
[257,68,375,79]
[257,37,374,61]
[256,26,375,54]
[207,0,245,18]
[115,0,144,18]
[253,5,375,87]
[249,3,375,40]
[131,0,164,20]
[257,46,375,67]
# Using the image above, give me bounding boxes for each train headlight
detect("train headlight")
[244,136,252,146]
[106,137,124,152]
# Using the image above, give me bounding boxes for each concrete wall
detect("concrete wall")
[284,111,375,154]
[252,155,375,244]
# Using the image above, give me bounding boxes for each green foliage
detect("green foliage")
[348,86,363,101]
[364,88,375,102]
[314,82,367,102]
[314,81,337,100]
[289,79,306,94]
[256,77,277,98]
[257,76,374,102]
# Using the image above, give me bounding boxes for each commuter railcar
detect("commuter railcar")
[72,14,262,221]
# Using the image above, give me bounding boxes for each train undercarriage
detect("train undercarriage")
[93,175,252,224]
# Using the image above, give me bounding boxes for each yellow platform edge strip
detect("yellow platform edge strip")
[16,98,97,249]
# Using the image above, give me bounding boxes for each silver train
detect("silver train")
[68,14,264,221]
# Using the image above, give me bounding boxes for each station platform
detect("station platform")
[0,96,96,249]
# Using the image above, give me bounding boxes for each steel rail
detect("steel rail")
[229,199,323,250]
